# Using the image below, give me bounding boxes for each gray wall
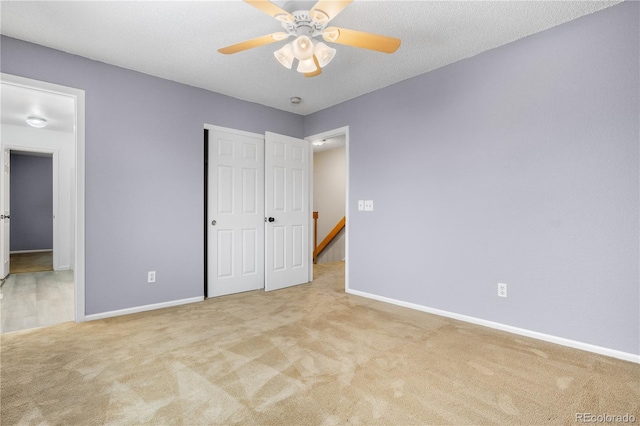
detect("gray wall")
[10,153,53,251]
[305,2,639,355]
[1,36,304,315]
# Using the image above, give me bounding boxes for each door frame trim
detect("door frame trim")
[203,129,208,297]
[305,126,350,289]
[204,124,263,140]
[1,72,86,322]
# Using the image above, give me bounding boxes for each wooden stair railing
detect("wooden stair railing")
[313,215,346,263]
[313,212,319,259]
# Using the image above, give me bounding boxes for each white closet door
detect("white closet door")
[208,129,264,297]
[264,131,310,291]
[0,149,10,278]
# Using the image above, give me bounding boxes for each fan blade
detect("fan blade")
[322,27,401,53]
[244,0,295,22]
[218,32,288,55]
[310,0,352,23]
[305,55,323,78]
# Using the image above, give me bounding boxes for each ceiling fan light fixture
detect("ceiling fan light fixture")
[274,43,295,69]
[291,35,314,60]
[219,1,402,78]
[26,116,47,128]
[296,57,318,73]
[314,42,336,68]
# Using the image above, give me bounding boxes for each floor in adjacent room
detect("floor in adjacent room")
[10,251,54,274]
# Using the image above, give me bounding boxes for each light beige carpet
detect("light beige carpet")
[1,262,638,425]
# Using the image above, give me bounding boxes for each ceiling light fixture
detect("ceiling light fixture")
[270,11,333,76]
[312,139,325,146]
[291,35,314,60]
[296,57,317,73]
[274,35,323,75]
[274,43,294,69]
[272,34,326,76]
[313,42,336,68]
[26,116,47,128]
[290,96,302,104]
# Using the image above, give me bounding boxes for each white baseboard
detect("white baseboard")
[85,296,204,322]
[346,288,639,364]
[10,249,53,254]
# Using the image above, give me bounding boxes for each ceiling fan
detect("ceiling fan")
[218,0,401,78]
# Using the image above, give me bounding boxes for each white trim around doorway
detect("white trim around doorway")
[1,73,86,322]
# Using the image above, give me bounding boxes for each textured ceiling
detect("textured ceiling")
[0,1,621,116]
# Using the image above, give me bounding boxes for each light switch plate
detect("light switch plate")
[358,200,364,211]
[364,200,374,211]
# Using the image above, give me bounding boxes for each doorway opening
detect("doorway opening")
[9,150,55,274]
[306,126,349,290]
[0,73,86,329]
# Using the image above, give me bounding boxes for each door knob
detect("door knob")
[267,217,275,222]
[211,220,217,226]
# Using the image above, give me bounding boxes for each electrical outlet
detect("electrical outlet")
[358,200,364,211]
[498,282,507,298]
[364,200,374,211]
[148,271,156,283]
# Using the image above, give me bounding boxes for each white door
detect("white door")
[264,132,310,291]
[0,149,9,278]
[208,129,265,297]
